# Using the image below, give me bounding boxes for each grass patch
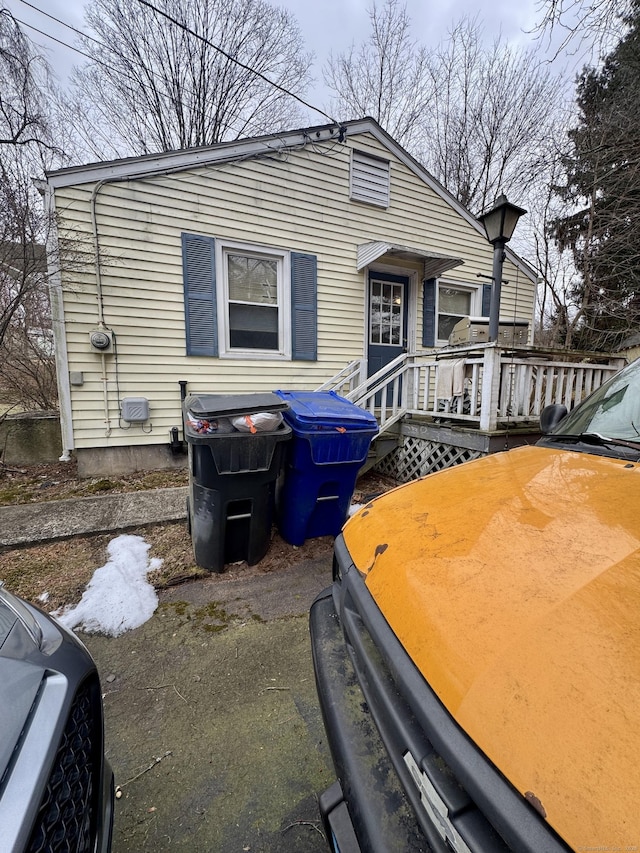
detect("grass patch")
[0,461,188,506]
[0,483,24,503]
[0,469,397,614]
[83,478,117,494]
[0,522,199,612]
[0,535,115,611]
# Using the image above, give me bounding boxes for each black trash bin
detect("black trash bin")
[184,392,291,572]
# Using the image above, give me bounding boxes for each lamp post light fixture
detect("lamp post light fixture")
[478,193,527,342]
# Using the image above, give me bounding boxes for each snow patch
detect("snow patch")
[53,534,161,637]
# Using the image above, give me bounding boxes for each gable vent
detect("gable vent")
[350,150,390,208]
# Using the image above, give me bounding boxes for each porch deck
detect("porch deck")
[318,344,625,480]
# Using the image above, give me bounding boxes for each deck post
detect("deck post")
[356,358,367,390]
[480,345,501,431]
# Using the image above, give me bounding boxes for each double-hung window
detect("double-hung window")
[437,285,475,343]
[182,232,317,361]
[422,278,491,347]
[221,244,288,355]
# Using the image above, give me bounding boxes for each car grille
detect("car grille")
[334,536,571,853]
[27,679,101,853]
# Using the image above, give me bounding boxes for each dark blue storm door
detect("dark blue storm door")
[367,271,409,406]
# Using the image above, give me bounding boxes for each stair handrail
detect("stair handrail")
[345,352,410,404]
[315,359,365,393]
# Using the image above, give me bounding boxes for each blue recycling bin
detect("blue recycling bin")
[274,390,378,546]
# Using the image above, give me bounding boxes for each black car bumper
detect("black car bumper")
[0,589,114,853]
[311,587,430,853]
[310,535,571,853]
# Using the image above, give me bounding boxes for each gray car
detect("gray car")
[0,582,114,853]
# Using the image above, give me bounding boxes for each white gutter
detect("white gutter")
[42,182,74,461]
[45,124,344,188]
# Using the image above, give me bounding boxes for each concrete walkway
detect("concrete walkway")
[0,487,188,547]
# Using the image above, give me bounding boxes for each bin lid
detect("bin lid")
[185,392,289,418]
[273,390,378,431]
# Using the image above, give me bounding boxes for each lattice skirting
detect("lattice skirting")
[374,435,484,483]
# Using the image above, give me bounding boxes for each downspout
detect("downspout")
[41,182,74,461]
[81,145,322,444]
[78,142,329,440]
[170,380,188,454]
[89,170,191,438]
[90,180,112,436]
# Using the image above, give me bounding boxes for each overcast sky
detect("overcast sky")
[7,0,565,104]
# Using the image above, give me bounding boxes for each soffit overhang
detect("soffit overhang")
[357,241,464,279]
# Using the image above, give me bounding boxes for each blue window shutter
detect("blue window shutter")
[422,279,436,347]
[182,233,218,357]
[291,252,317,361]
[482,284,492,317]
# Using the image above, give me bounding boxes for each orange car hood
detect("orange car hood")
[344,445,640,849]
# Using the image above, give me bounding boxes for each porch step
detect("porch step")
[360,435,399,474]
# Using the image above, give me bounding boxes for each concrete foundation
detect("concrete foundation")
[75,444,188,478]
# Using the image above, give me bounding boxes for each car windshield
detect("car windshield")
[552,358,640,442]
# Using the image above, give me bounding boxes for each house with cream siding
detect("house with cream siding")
[44,118,538,476]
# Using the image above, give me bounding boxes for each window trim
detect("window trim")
[216,239,291,360]
[435,281,482,346]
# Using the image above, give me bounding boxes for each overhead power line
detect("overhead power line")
[12,9,261,144]
[18,0,103,48]
[12,11,107,68]
[136,0,336,124]
[14,0,337,139]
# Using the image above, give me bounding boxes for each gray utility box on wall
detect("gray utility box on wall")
[449,317,529,346]
[121,397,150,423]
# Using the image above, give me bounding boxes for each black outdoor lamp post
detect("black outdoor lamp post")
[478,193,527,342]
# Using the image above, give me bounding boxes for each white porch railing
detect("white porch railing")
[336,344,624,435]
[315,358,366,396]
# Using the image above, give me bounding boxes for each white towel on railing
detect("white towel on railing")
[453,359,466,396]
[436,359,466,398]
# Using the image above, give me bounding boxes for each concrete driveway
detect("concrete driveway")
[83,555,335,852]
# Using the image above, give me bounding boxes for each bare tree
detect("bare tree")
[533,0,633,60]
[0,11,70,413]
[0,9,55,150]
[324,8,565,216]
[323,0,435,152]
[526,140,580,348]
[422,17,565,214]
[0,148,58,411]
[63,0,313,160]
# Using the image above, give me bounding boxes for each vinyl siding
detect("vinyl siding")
[52,130,536,449]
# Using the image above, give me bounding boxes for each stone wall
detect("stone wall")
[0,412,62,465]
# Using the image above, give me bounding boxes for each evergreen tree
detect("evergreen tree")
[553,2,640,350]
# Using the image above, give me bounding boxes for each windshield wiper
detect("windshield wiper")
[546,432,640,452]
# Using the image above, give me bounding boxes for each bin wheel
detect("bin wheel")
[186,495,191,535]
